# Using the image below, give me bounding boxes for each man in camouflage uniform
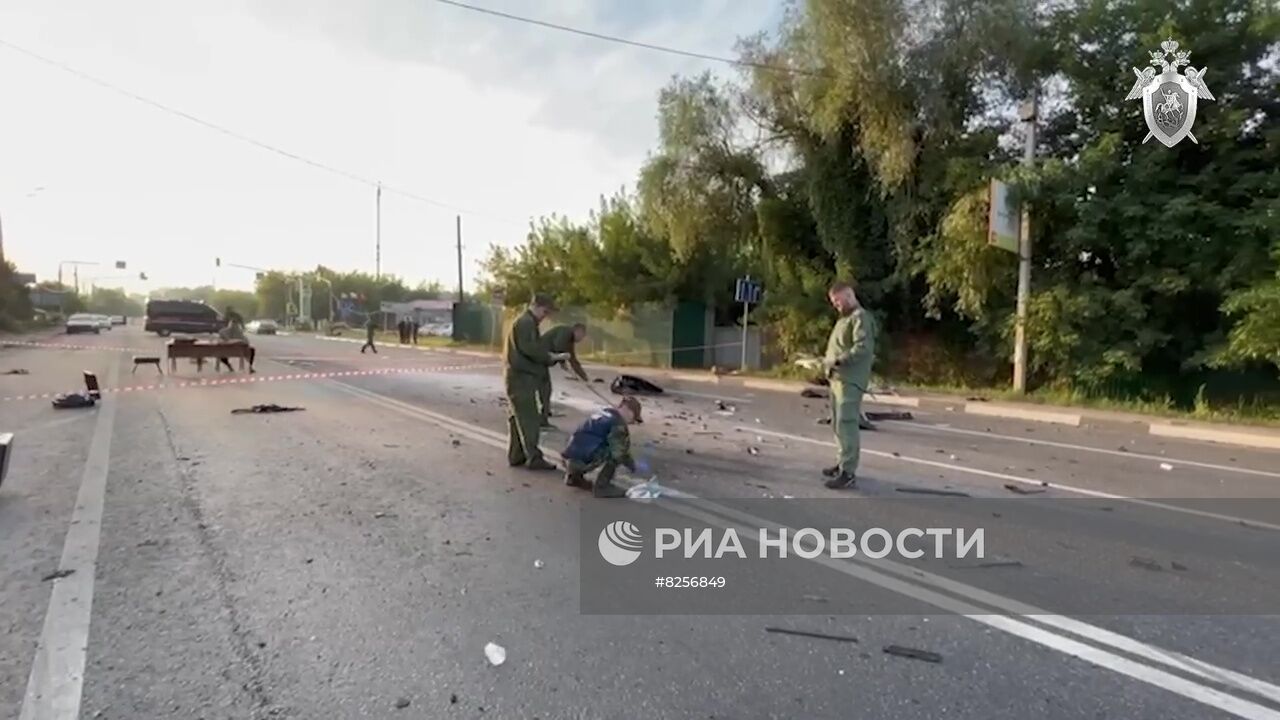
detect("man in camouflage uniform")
[821,282,876,489]
[538,323,589,428]
[561,396,642,498]
[503,294,570,471]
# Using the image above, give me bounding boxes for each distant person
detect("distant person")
[410,319,419,345]
[216,313,256,374]
[562,397,642,498]
[503,294,569,471]
[361,316,378,354]
[538,323,589,428]
[821,282,876,489]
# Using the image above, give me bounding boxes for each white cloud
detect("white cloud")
[0,0,780,293]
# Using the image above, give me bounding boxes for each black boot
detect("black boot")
[824,471,857,489]
[593,480,627,498]
[821,465,840,478]
[527,458,558,472]
[565,471,588,488]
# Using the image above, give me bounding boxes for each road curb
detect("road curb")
[1148,422,1280,450]
[963,402,1083,427]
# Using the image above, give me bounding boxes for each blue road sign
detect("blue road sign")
[734,277,763,304]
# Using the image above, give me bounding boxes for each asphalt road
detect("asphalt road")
[2,325,1279,719]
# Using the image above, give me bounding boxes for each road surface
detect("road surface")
[2,325,1278,719]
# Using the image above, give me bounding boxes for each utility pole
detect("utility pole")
[375,182,382,280]
[1012,91,1038,394]
[456,215,464,302]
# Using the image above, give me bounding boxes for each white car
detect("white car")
[246,319,278,335]
[93,314,113,331]
[65,313,101,334]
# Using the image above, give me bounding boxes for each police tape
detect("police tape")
[0,363,499,404]
[2,339,150,354]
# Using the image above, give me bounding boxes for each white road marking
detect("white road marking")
[20,355,120,720]
[748,426,1280,532]
[328,377,1280,719]
[888,420,1280,480]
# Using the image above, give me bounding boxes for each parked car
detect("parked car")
[246,319,278,335]
[66,313,101,334]
[419,322,453,338]
[111,315,127,326]
[144,299,225,336]
[92,314,114,331]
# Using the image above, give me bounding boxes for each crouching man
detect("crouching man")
[561,396,643,498]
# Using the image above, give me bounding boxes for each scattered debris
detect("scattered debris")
[1040,481,1049,487]
[747,446,760,456]
[1118,446,1129,453]
[52,392,95,409]
[765,627,859,644]
[1159,462,1174,471]
[373,511,396,519]
[450,694,459,704]
[533,559,545,569]
[611,374,664,396]
[948,560,1023,569]
[895,488,971,498]
[883,645,942,663]
[935,449,945,454]
[42,568,75,582]
[137,539,160,547]
[1129,557,1164,572]
[383,444,400,448]
[949,454,959,461]
[966,396,988,402]
[945,406,956,412]
[451,438,461,447]
[816,417,832,425]
[2,368,30,375]
[231,404,305,414]
[394,697,411,710]
[1002,483,1044,495]
[484,642,507,666]
[865,411,913,421]
[685,448,694,454]
[592,378,604,383]
[627,480,671,500]
[800,387,829,399]
[1171,561,1189,572]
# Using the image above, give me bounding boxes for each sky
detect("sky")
[0,0,784,294]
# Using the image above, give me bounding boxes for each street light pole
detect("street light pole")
[375,182,382,280]
[1012,91,1038,394]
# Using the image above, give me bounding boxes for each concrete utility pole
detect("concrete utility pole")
[1012,92,1037,394]
[375,182,382,281]
[456,215,464,302]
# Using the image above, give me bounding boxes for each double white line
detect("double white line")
[327,378,1280,720]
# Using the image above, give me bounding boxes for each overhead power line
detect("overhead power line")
[431,0,827,78]
[0,38,528,226]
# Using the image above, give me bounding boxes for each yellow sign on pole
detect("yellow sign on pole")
[988,179,1020,254]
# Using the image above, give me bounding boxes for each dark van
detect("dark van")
[144,300,224,336]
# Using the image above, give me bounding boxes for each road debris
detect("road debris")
[2,368,30,375]
[42,568,75,582]
[816,417,832,425]
[765,627,859,644]
[533,559,545,569]
[895,488,971,498]
[394,697,411,709]
[747,446,760,456]
[800,387,829,399]
[865,411,913,421]
[450,694,458,704]
[231,404,305,414]
[611,374,663,396]
[373,511,396,519]
[451,438,461,447]
[627,479,671,500]
[883,645,942,663]
[484,642,507,666]
[1129,556,1164,572]
[52,392,95,409]
[1171,561,1189,571]
[1002,483,1044,495]
[948,560,1023,569]
[1159,462,1174,471]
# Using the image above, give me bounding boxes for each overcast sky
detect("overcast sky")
[0,0,782,294]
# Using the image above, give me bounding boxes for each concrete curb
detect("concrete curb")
[1148,422,1280,451]
[963,402,1083,427]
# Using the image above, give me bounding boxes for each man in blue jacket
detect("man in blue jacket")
[562,396,642,498]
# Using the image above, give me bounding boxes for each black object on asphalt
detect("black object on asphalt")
[41,568,75,582]
[1002,483,1044,495]
[52,392,96,409]
[883,645,943,663]
[800,387,829,399]
[231,404,306,414]
[765,627,860,644]
[895,487,972,497]
[865,411,914,422]
[611,374,664,396]
[2,368,29,375]
[84,371,101,400]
